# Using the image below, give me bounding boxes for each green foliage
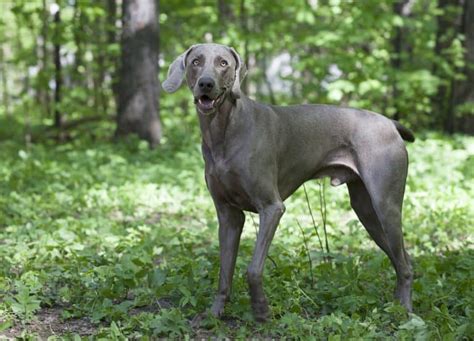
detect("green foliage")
[1,0,117,125]
[0,0,473,338]
[4,277,42,323]
[0,0,471,135]
[0,124,472,338]
[160,0,470,130]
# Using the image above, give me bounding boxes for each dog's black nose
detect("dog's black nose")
[198,77,215,92]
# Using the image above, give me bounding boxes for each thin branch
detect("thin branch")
[319,180,330,256]
[47,114,115,131]
[296,219,314,288]
[303,183,324,254]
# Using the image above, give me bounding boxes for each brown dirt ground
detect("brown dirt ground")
[1,307,97,339]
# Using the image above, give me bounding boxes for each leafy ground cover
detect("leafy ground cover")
[0,128,473,339]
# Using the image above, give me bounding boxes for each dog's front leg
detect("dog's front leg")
[247,201,285,322]
[210,203,245,318]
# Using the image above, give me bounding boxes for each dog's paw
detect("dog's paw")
[210,296,226,318]
[251,299,270,322]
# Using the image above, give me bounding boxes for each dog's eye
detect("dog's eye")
[192,59,200,66]
[220,60,228,67]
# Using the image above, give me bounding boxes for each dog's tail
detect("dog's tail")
[392,120,415,143]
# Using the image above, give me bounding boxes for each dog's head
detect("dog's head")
[162,44,247,115]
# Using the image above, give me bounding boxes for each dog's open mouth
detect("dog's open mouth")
[195,93,224,113]
[197,95,215,111]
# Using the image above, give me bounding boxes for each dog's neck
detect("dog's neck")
[197,94,243,160]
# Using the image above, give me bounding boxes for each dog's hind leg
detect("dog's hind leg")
[347,173,413,311]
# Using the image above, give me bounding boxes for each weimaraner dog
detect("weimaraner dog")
[162,43,414,322]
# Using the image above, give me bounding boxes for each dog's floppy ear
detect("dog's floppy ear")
[229,47,247,99]
[162,45,196,93]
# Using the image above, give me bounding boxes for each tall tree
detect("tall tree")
[115,0,161,148]
[390,0,414,121]
[39,0,50,118]
[0,45,10,117]
[53,5,63,129]
[452,0,474,132]
[433,0,464,133]
[217,0,234,31]
[107,0,118,109]
[239,0,249,95]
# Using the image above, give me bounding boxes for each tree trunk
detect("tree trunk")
[452,0,474,133]
[390,0,415,121]
[39,0,50,118]
[116,0,161,148]
[0,45,10,117]
[260,50,276,105]
[217,0,234,37]
[239,0,249,95]
[54,7,63,129]
[72,0,83,85]
[13,15,30,140]
[107,0,119,117]
[434,0,463,133]
[107,0,117,45]
[93,5,107,115]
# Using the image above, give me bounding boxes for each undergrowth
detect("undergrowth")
[0,127,473,339]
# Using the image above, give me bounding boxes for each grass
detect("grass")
[0,125,473,339]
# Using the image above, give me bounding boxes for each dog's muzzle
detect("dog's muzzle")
[195,91,225,114]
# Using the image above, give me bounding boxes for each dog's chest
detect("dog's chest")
[206,156,255,211]
[208,158,243,190]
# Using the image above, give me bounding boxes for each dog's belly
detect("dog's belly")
[278,146,360,200]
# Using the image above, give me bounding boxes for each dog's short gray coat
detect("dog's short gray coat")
[163,43,414,321]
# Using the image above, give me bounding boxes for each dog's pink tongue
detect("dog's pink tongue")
[199,97,214,110]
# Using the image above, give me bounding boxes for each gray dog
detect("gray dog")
[162,43,414,321]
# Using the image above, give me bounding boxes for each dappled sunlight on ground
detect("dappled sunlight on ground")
[0,133,473,338]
